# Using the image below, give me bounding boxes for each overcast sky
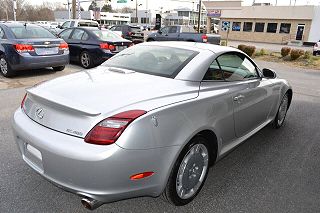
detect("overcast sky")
[37,0,320,11]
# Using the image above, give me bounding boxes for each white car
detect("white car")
[313,41,320,56]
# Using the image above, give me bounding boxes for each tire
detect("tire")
[272,92,289,129]
[313,51,317,56]
[162,136,211,206]
[79,51,93,69]
[0,55,15,77]
[52,66,65,71]
[147,38,154,42]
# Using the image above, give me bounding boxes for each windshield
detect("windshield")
[10,26,56,39]
[103,45,198,78]
[91,30,120,40]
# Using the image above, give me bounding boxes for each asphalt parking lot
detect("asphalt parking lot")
[0,61,320,213]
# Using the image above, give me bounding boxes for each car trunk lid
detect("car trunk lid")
[23,67,200,138]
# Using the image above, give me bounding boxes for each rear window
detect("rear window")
[78,22,98,27]
[91,30,119,40]
[103,45,198,78]
[10,26,56,39]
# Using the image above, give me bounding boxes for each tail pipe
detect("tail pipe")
[81,197,103,210]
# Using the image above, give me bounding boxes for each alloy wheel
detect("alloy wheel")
[176,143,209,200]
[81,52,90,68]
[0,58,8,75]
[278,94,289,125]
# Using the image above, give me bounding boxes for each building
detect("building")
[203,0,320,44]
[130,9,154,25]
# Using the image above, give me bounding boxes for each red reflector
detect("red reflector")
[59,42,68,50]
[14,44,35,53]
[130,172,154,180]
[84,110,147,145]
[21,93,27,110]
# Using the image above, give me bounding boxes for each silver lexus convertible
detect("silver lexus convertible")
[12,42,292,210]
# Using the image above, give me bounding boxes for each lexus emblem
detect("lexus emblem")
[44,41,50,45]
[36,108,44,119]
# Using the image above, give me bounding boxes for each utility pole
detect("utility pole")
[13,0,17,21]
[136,0,138,24]
[197,0,202,33]
[72,0,76,19]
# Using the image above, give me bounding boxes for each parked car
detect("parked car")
[58,27,132,68]
[313,40,320,56]
[146,25,221,45]
[13,42,292,210]
[58,19,99,30]
[109,24,144,44]
[0,23,69,77]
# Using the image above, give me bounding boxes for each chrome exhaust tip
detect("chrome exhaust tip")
[81,197,103,210]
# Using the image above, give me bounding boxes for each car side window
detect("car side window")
[160,27,169,34]
[0,27,4,39]
[70,21,76,27]
[168,26,178,33]
[81,32,89,40]
[203,60,224,80]
[61,21,70,29]
[71,29,85,40]
[216,53,259,81]
[59,29,73,40]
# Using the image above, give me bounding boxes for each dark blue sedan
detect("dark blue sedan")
[0,23,69,77]
[58,27,132,68]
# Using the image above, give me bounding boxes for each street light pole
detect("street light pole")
[136,0,138,23]
[72,0,76,19]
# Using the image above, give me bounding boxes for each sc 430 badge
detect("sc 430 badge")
[66,129,83,137]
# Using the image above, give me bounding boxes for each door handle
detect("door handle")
[233,95,245,101]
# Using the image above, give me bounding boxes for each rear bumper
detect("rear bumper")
[12,108,179,203]
[9,52,69,71]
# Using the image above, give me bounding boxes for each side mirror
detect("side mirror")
[158,30,162,34]
[57,25,61,29]
[262,68,277,79]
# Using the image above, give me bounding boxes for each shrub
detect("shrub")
[243,45,256,57]
[281,47,291,57]
[238,44,246,51]
[303,51,312,60]
[255,48,268,56]
[220,40,227,46]
[290,49,304,60]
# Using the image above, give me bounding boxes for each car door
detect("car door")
[156,27,169,41]
[68,29,86,61]
[166,26,179,41]
[59,28,74,59]
[216,52,273,137]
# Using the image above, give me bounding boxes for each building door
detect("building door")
[296,25,305,41]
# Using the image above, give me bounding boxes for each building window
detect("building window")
[254,22,265,32]
[232,22,241,31]
[279,23,291,34]
[267,23,277,33]
[243,22,253,32]
[131,17,138,23]
[141,17,149,24]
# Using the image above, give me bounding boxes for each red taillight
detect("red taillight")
[59,42,68,51]
[129,43,134,47]
[84,110,147,145]
[21,93,27,110]
[100,43,115,51]
[130,172,154,180]
[128,32,133,36]
[202,34,208,43]
[14,44,35,53]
